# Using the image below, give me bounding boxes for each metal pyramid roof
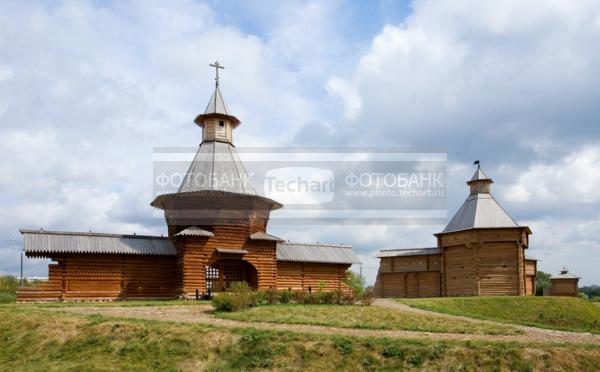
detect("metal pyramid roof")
[470,167,491,182]
[442,193,519,232]
[177,141,256,195]
[551,268,581,279]
[442,167,520,233]
[204,86,231,115]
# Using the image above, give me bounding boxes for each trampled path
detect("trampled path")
[48,300,600,345]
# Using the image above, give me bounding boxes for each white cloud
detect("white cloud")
[504,145,600,204]
[326,77,362,118]
[524,216,600,286]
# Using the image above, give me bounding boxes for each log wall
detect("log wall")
[17,254,177,302]
[276,261,351,291]
[173,223,277,298]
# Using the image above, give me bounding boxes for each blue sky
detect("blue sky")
[1,0,600,285]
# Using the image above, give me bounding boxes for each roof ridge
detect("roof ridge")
[19,228,168,240]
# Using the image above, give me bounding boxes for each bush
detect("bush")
[264,288,279,305]
[0,292,16,304]
[212,282,256,312]
[360,288,374,306]
[303,292,320,305]
[279,289,291,304]
[290,290,306,304]
[212,283,367,311]
[319,291,335,304]
[0,275,19,293]
[212,293,238,312]
[341,291,355,305]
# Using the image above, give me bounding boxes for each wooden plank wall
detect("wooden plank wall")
[374,255,441,298]
[551,279,578,297]
[524,259,536,295]
[477,243,520,296]
[443,246,477,296]
[276,262,351,291]
[440,228,531,297]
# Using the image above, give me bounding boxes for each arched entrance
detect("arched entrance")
[205,259,258,291]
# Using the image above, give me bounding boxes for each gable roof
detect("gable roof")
[277,242,360,264]
[20,229,176,256]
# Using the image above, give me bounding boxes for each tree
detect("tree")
[344,271,365,296]
[535,271,551,296]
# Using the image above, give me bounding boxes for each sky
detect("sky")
[1,0,600,285]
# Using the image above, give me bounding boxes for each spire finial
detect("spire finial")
[209,60,225,87]
[474,160,480,169]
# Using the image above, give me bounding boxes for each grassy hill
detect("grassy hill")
[215,304,521,335]
[1,304,599,371]
[397,296,600,333]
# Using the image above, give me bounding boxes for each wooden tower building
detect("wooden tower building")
[375,165,537,297]
[550,267,580,297]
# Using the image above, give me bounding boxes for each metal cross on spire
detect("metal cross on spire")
[209,60,225,87]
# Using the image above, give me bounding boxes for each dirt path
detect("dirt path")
[48,304,600,345]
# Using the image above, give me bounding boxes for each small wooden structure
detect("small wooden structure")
[550,267,580,297]
[17,67,360,302]
[375,166,537,297]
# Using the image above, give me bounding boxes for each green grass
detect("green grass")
[397,296,600,334]
[215,304,522,335]
[0,304,599,371]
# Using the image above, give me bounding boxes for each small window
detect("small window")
[219,121,225,127]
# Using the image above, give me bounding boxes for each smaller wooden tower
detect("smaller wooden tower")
[435,165,533,296]
[550,267,580,297]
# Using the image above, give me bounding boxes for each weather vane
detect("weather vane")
[209,60,224,87]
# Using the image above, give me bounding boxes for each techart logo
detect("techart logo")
[263,167,335,205]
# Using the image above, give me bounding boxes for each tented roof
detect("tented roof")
[177,141,257,195]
